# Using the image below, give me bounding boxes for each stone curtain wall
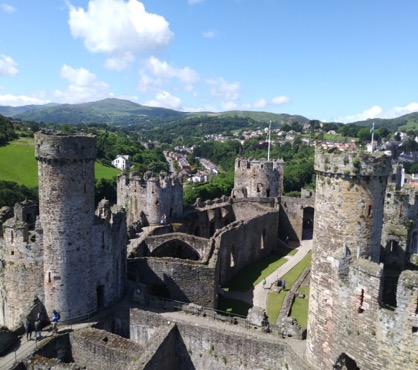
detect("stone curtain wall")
[0,219,43,329]
[142,233,210,260]
[36,132,97,321]
[214,208,279,286]
[280,196,315,242]
[309,259,418,369]
[130,309,290,370]
[70,328,144,369]
[130,258,217,307]
[92,205,127,311]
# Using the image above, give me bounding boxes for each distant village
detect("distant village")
[111,121,418,188]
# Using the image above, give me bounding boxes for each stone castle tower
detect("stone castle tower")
[117,171,183,230]
[231,157,284,198]
[36,132,127,322]
[306,147,418,369]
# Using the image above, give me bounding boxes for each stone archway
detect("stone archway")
[151,239,200,260]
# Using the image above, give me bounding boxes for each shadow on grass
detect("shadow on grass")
[222,247,295,292]
[217,296,252,317]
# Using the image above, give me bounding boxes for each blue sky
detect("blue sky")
[0,0,418,123]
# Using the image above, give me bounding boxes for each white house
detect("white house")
[111,155,131,170]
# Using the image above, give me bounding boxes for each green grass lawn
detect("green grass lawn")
[265,251,312,324]
[266,291,286,324]
[217,296,252,317]
[289,297,309,329]
[222,253,290,292]
[280,251,312,290]
[0,138,120,187]
[298,285,310,296]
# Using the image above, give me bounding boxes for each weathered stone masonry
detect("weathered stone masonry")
[306,147,418,370]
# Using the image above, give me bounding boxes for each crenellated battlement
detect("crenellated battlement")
[35,132,96,162]
[232,157,284,198]
[314,146,392,177]
[117,171,183,229]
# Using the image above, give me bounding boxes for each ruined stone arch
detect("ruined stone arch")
[151,239,200,260]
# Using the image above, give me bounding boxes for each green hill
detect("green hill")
[9,98,186,126]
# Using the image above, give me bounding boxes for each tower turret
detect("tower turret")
[231,157,284,198]
[306,147,392,368]
[36,132,96,321]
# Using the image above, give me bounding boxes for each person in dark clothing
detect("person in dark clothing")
[34,318,41,340]
[24,317,32,340]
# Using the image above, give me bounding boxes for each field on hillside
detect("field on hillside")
[0,138,120,187]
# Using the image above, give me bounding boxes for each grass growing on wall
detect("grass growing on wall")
[0,138,120,187]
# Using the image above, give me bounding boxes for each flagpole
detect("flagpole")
[267,120,271,161]
[370,122,375,153]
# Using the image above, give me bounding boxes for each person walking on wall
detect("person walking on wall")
[24,317,32,341]
[34,317,41,340]
[51,310,60,333]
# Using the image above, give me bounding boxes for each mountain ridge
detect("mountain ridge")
[1,98,418,131]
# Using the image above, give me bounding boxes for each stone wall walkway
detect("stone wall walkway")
[0,323,91,369]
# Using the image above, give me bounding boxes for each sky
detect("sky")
[1,0,418,123]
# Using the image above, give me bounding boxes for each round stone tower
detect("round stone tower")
[306,146,391,368]
[232,157,284,198]
[35,132,96,321]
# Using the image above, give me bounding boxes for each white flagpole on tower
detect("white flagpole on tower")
[370,122,375,153]
[267,120,271,161]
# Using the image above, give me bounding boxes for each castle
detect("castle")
[0,132,416,370]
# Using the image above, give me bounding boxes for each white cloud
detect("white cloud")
[335,105,382,123]
[137,57,200,92]
[54,64,109,103]
[104,52,135,71]
[0,94,49,106]
[145,90,182,110]
[202,30,216,39]
[209,77,240,102]
[389,102,418,117]
[253,98,266,109]
[271,95,289,105]
[68,0,173,69]
[335,103,418,123]
[1,3,16,13]
[0,54,18,76]
[336,105,383,123]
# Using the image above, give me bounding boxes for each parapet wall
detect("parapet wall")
[130,308,301,370]
[307,257,418,369]
[129,257,217,308]
[35,132,96,161]
[314,147,392,177]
